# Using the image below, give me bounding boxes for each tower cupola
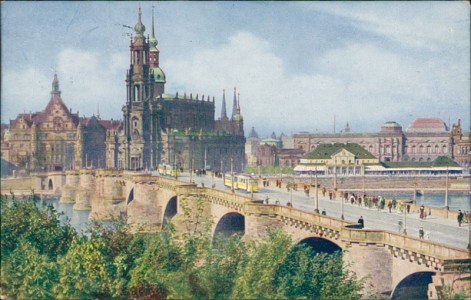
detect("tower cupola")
[134,6,146,39]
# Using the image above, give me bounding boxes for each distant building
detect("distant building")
[293,118,470,169]
[1,74,120,172]
[296,143,379,175]
[279,148,305,168]
[245,127,260,167]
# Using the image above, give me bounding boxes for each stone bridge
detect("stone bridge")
[6,170,469,299]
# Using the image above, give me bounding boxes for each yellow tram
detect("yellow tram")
[224,173,259,193]
[158,164,180,177]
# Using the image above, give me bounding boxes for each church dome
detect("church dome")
[380,121,402,134]
[406,117,448,133]
[383,121,401,128]
[152,67,166,83]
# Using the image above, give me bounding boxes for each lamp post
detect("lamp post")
[403,206,407,235]
[190,158,194,183]
[230,157,234,192]
[290,174,293,206]
[445,166,449,209]
[314,167,319,214]
[413,182,417,204]
[172,129,178,180]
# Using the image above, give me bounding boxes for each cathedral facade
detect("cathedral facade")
[106,8,245,172]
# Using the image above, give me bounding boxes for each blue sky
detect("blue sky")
[2,1,469,137]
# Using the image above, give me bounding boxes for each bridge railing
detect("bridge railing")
[244,203,353,230]
[340,227,469,259]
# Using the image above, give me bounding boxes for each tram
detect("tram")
[158,164,180,177]
[224,173,259,193]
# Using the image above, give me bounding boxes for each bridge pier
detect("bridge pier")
[73,170,95,210]
[89,170,126,220]
[60,170,79,203]
[343,241,393,296]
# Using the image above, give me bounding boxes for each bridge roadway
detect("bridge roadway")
[179,173,470,250]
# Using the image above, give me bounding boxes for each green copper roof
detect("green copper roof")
[151,67,166,83]
[304,143,376,159]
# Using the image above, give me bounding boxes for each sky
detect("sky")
[1,1,470,137]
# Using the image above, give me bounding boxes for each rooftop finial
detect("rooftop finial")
[134,4,146,38]
[231,87,237,120]
[51,73,61,95]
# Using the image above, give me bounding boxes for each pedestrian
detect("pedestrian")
[388,201,393,213]
[358,216,364,229]
[457,210,464,227]
[419,205,425,219]
[419,227,424,239]
[398,220,403,233]
[406,204,411,214]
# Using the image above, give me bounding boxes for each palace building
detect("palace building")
[292,118,470,169]
[1,74,121,173]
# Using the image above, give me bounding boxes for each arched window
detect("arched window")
[434,145,439,153]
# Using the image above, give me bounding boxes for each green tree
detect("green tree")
[0,238,58,299]
[1,196,75,260]
[53,236,113,299]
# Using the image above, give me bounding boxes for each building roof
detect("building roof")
[406,117,448,133]
[304,143,376,159]
[382,121,402,128]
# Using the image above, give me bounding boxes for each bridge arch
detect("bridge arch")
[391,271,435,300]
[162,196,177,228]
[127,188,134,204]
[297,237,342,255]
[213,212,245,243]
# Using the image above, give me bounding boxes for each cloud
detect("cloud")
[2,68,51,121]
[166,30,469,136]
[311,2,469,52]
[2,48,128,123]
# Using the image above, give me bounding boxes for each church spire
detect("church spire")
[149,6,158,50]
[221,89,228,120]
[51,73,61,96]
[134,5,146,39]
[231,87,237,120]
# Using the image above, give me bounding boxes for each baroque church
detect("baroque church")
[107,7,245,171]
[1,7,246,174]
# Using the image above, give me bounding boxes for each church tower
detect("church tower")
[122,6,154,170]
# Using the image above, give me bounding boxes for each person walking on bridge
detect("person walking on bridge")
[457,210,464,227]
[358,216,364,229]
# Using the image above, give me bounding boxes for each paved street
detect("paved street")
[173,173,470,250]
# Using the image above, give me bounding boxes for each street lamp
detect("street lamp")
[403,206,407,235]
[230,157,234,192]
[172,129,178,180]
[190,158,194,183]
[314,166,319,214]
[445,166,449,209]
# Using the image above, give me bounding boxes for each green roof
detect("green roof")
[304,143,376,159]
[382,156,460,168]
